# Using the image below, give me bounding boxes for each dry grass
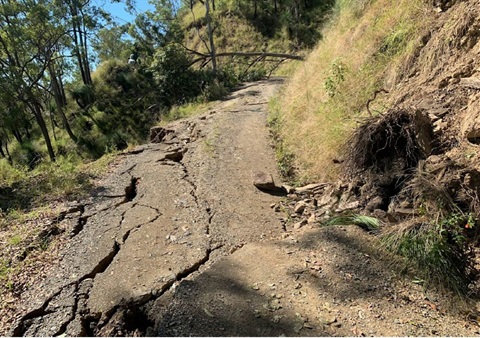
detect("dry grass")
[275,0,432,182]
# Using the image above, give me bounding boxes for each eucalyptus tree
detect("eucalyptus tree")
[92,24,134,63]
[0,0,69,161]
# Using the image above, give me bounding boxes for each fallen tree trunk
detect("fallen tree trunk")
[188,51,304,67]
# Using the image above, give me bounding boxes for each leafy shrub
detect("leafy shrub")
[324,58,347,98]
[150,43,203,106]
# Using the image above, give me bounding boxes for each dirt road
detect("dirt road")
[10,78,480,336]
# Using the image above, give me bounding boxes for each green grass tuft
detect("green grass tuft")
[324,214,379,231]
[381,214,477,295]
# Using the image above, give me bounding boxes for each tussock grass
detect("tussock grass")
[275,0,431,182]
[0,151,116,214]
[324,214,380,231]
[381,216,477,295]
[161,101,215,125]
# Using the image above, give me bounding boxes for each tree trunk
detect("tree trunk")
[26,95,55,162]
[69,2,92,87]
[205,0,217,75]
[5,142,12,164]
[12,129,23,144]
[188,51,304,67]
[51,114,57,141]
[49,64,78,142]
[0,140,5,158]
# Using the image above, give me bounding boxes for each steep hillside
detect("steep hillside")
[275,0,433,181]
[275,0,480,293]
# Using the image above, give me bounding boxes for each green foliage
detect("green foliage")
[92,25,134,63]
[382,213,478,295]
[0,160,26,186]
[324,58,347,98]
[0,259,11,280]
[324,214,380,231]
[212,0,335,49]
[268,99,296,179]
[8,235,23,246]
[0,153,112,213]
[379,20,416,58]
[150,43,203,106]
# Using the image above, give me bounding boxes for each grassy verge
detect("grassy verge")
[160,101,216,125]
[0,151,117,313]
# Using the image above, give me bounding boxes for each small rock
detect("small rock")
[325,316,337,325]
[150,126,175,143]
[433,119,447,133]
[307,213,316,224]
[335,201,360,212]
[365,196,384,212]
[294,201,307,214]
[296,183,325,193]
[393,208,415,216]
[164,147,185,162]
[293,322,304,333]
[252,171,278,191]
[293,219,308,229]
[282,185,295,194]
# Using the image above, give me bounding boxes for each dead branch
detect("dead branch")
[267,59,285,78]
[366,88,389,116]
[188,51,304,67]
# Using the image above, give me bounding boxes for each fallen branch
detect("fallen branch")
[188,51,304,67]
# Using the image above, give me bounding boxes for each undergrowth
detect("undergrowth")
[381,213,478,295]
[268,97,297,181]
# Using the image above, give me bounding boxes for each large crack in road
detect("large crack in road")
[11,79,287,337]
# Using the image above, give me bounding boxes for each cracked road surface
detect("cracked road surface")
[11,78,287,336]
[11,78,480,337]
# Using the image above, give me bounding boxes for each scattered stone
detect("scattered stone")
[366,196,384,212]
[433,119,447,133]
[373,209,388,222]
[460,77,480,90]
[325,316,337,325]
[393,208,416,216]
[295,183,326,193]
[164,147,186,162]
[294,201,307,214]
[282,184,295,194]
[307,213,316,224]
[293,322,304,333]
[150,126,175,143]
[293,219,308,230]
[252,171,278,191]
[335,201,360,213]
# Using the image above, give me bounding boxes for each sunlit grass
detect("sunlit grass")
[274,0,431,182]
